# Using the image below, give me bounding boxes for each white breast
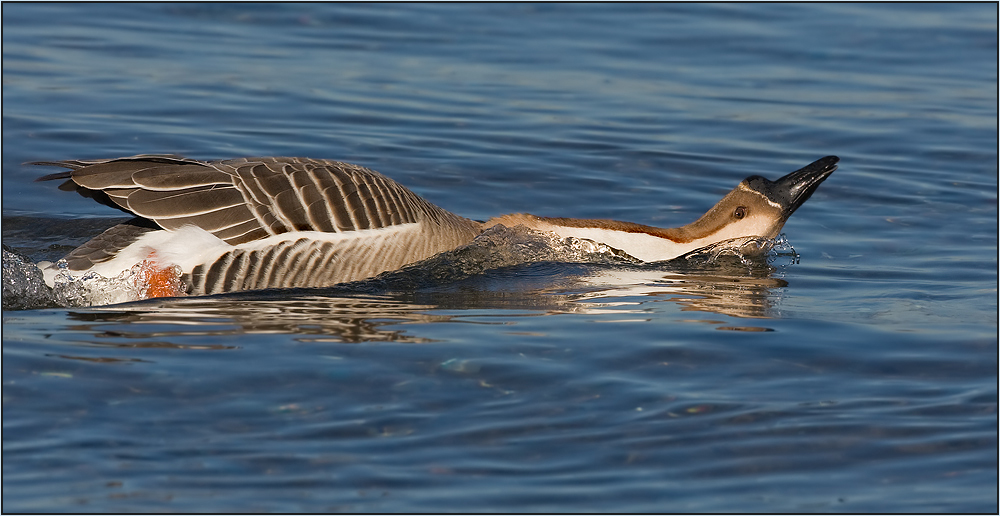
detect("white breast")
[544,226,691,262]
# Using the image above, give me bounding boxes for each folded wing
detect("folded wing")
[35,155,459,245]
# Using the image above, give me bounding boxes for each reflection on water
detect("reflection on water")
[51,254,793,352]
[71,295,446,344]
[574,268,788,320]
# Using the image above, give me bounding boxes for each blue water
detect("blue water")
[2,3,997,512]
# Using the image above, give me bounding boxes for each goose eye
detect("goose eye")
[734,206,747,219]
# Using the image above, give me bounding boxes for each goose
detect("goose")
[33,154,837,301]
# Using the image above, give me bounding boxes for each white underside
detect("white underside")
[543,227,687,262]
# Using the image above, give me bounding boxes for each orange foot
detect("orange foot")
[134,252,186,299]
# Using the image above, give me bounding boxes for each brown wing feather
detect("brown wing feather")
[35,155,482,249]
[58,218,160,271]
[130,165,232,190]
[125,186,247,218]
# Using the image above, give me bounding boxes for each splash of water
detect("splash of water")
[49,259,185,307]
[2,245,56,310]
[669,233,798,270]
